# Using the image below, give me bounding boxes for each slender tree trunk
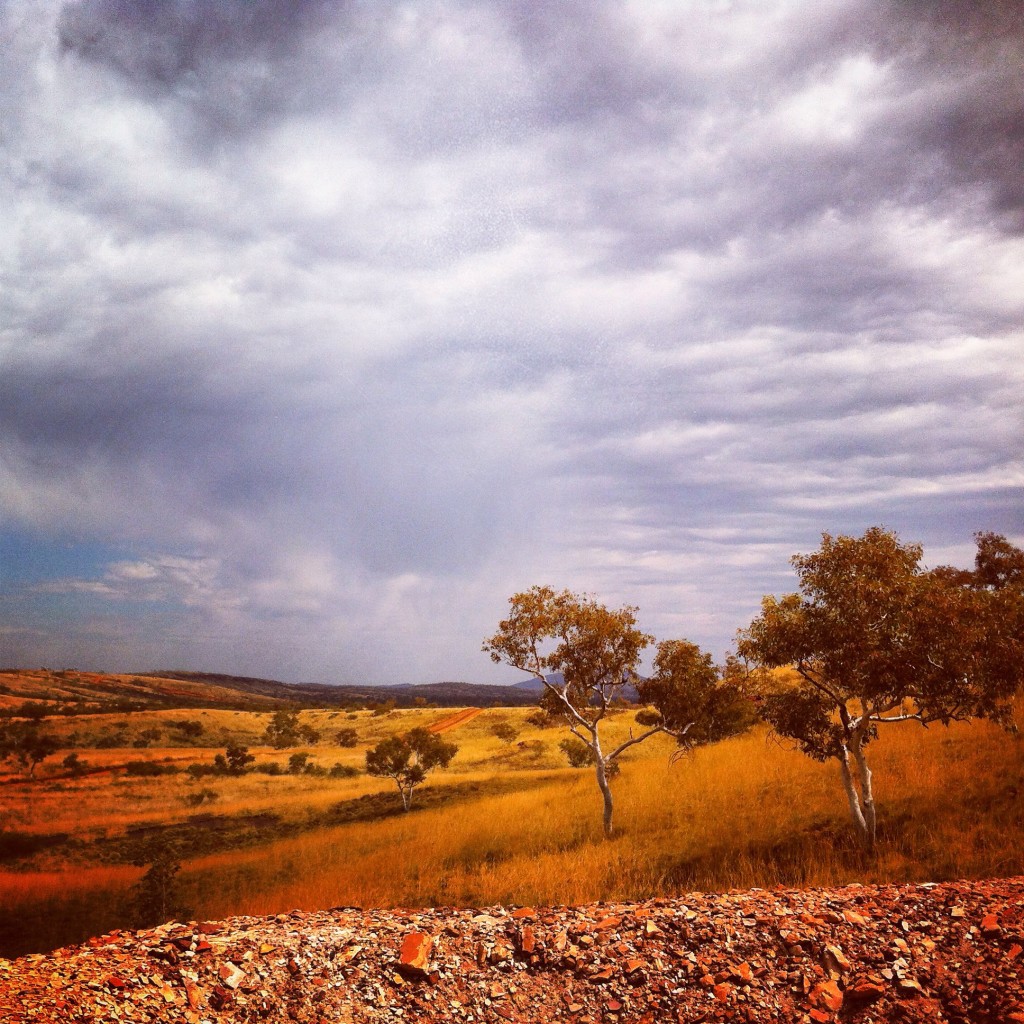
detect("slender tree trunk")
[400,785,411,811]
[837,739,878,854]
[850,738,877,852]
[838,745,872,851]
[594,756,615,838]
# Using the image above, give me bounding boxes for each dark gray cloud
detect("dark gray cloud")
[0,0,1020,682]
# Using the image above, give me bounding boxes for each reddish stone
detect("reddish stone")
[185,982,202,1009]
[596,915,622,931]
[511,907,536,919]
[519,925,536,954]
[713,982,732,1003]
[733,961,753,983]
[981,914,1001,938]
[398,932,433,977]
[218,962,245,990]
[846,979,887,1004]
[810,979,843,1012]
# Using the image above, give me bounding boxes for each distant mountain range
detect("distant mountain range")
[0,667,640,714]
[151,671,544,708]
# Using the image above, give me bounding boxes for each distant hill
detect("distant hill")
[512,672,641,702]
[0,668,543,714]
[151,671,542,709]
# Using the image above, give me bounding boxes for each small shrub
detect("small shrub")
[255,761,283,776]
[170,720,205,739]
[526,709,560,729]
[125,760,178,777]
[335,728,358,748]
[329,763,359,778]
[492,722,520,744]
[133,846,190,927]
[184,788,219,807]
[559,737,595,768]
[62,752,88,777]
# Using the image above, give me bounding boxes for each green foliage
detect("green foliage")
[365,727,458,810]
[485,587,741,837]
[737,527,1024,850]
[491,721,520,745]
[224,743,255,775]
[526,709,559,729]
[263,709,302,748]
[559,736,595,768]
[0,722,60,777]
[62,752,88,777]
[288,752,311,774]
[170,719,205,739]
[124,760,178,777]
[335,727,359,748]
[132,845,190,927]
[637,639,755,749]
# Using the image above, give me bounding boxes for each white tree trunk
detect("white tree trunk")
[838,738,878,853]
[838,745,872,851]
[850,739,877,851]
[595,757,615,838]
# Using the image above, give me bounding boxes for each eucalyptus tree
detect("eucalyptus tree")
[737,527,1024,853]
[365,727,457,811]
[484,586,749,838]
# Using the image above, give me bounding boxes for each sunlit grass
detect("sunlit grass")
[2,701,1022,954]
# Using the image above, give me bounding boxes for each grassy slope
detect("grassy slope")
[1,700,1022,957]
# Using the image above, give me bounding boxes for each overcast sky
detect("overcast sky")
[1,0,1022,686]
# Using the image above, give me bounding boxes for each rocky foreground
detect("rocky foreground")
[2,878,1023,1023]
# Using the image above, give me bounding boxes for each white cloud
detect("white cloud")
[0,0,1021,681]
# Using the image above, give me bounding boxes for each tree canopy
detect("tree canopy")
[365,727,458,811]
[737,527,1024,851]
[484,585,749,837]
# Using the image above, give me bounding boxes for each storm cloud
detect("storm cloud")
[1,0,1021,683]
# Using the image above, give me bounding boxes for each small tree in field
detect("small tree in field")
[0,722,60,777]
[215,743,254,776]
[737,527,1024,853]
[484,586,748,838]
[365,728,457,810]
[491,721,520,745]
[637,641,755,757]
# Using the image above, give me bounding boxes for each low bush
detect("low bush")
[125,760,178,777]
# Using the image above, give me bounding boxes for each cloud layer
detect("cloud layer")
[1,0,1022,683]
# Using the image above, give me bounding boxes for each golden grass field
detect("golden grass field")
[1,698,1023,956]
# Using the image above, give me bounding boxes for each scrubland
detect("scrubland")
[1,700,1022,957]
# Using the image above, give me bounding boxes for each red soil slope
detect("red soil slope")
[2,877,1022,1022]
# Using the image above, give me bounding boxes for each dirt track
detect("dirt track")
[427,707,483,733]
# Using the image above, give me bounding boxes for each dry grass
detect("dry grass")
[2,702,1022,954]
[178,706,1024,920]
